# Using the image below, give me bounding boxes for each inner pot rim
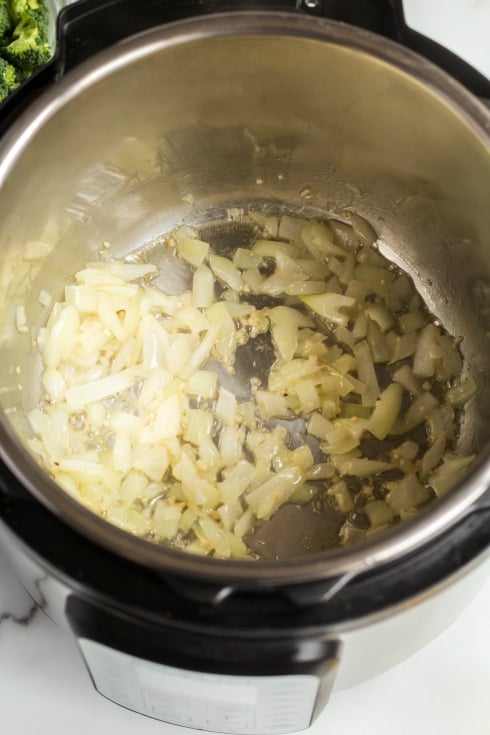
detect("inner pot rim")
[0,10,489,584]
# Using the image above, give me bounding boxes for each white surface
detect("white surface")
[0,3,489,735]
[0,548,489,735]
[404,0,490,80]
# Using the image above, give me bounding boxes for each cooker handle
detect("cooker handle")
[1,0,488,132]
[387,1,490,100]
[52,0,490,98]
[53,0,329,77]
[54,0,490,89]
[299,0,490,99]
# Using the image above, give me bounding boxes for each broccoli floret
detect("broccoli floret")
[0,57,19,104]
[3,27,52,77]
[0,0,52,102]
[10,0,49,41]
[3,5,52,78]
[0,0,13,42]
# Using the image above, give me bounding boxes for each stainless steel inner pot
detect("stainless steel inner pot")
[0,11,489,583]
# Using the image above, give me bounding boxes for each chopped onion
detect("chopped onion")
[336,458,393,476]
[26,213,476,559]
[246,467,302,520]
[278,215,306,241]
[428,455,475,496]
[386,474,431,513]
[186,369,218,400]
[353,340,380,407]
[301,293,356,326]
[192,265,215,308]
[446,377,477,406]
[215,386,237,427]
[209,254,244,291]
[419,434,447,479]
[412,323,440,377]
[365,500,394,527]
[301,221,346,259]
[64,369,137,409]
[330,480,354,512]
[366,383,403,440]
[176,236,209,268]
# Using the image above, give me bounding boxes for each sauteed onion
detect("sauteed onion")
[26,213,476,558]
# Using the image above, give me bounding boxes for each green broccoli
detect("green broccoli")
[0,57,19,104]
[0,0,13,42]
[3,23,52,76]
[9,0,49,40]
[3,0,52,79]
[0,0,52,101]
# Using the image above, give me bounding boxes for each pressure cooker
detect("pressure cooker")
[0,1,489,732]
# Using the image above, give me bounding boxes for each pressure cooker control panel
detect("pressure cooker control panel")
[79,638,322,734]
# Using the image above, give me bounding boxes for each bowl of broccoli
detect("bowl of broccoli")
[0,0,71,105]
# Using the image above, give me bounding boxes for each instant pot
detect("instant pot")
[0,1,489,732]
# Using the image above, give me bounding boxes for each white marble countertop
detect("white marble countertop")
[1,2,489,735]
